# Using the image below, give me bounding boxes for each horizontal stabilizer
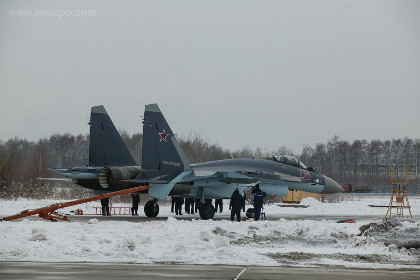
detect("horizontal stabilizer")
[49,168,69,173]
[122,179,170,184]
[148,171,193,199]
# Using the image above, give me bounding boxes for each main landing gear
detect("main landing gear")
[144,199,159,217]
[199,202,215,220]
[246,208,254,218]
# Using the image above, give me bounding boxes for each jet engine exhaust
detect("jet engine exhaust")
[98,166,143,188]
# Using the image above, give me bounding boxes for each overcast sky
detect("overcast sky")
[0,0,419,153]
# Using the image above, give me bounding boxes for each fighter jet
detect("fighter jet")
[51,104,343,219]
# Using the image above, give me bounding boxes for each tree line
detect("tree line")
[0,132,419,198]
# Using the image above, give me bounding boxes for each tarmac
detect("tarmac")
[1,262,420,280]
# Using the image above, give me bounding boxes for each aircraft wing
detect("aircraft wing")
[187,171,288,195]
[145,169,294,200]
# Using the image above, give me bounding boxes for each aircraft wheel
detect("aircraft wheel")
[144,200,159,217]
[199,203,215,220]
[246,208,254,219]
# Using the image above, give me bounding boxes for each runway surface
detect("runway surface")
[1,262,419,280]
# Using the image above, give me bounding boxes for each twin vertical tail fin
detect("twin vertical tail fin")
[89,103,189,178]
[88,106,136,167]
[141,104,191,176]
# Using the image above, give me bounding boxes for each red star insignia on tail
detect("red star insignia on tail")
[159,129,169,142]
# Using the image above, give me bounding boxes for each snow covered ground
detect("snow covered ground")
[1,195,419,269]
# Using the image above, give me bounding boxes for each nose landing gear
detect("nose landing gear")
[198,202,215,220]
[144,199,159,217]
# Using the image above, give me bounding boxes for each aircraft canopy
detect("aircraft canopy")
[271,155,307,169]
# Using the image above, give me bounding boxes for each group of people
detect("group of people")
[171,198,224,215]
[229,184,266,222]
[101,184,267,221]
[170,184,266,222]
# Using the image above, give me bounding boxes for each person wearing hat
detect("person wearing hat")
[252,184,267,221]
[131,193,140,216]
[229,188,243,222]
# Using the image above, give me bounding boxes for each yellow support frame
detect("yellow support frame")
[385,189,412,220]
[385,164,412,220]
[391,164,408,186]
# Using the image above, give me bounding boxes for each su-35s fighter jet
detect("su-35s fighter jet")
[51,104,343,219]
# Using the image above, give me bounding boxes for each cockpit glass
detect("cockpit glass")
[299,161,307,169]
[272,155,307,169]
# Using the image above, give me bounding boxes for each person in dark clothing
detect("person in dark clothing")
[215,199,223,213]
[185,198,193,214]
[131,193,140,216]
[190,199,195,214]
[171,197,175,213]
[174,197,184,215]
[252,184,267,221]
[194,198,200,213]
[229,188,243,222]
[101,198,111,216]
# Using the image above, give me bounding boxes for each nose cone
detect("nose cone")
[321,176,344,194]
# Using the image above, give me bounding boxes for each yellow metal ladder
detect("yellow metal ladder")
[385,189,412,220]
[385,164,412,220]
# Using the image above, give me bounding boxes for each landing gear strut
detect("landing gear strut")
[144,199,159,217]
[199,202,215,220]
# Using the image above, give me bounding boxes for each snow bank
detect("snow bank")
[300,197,322,206]
[361,218,420,249]
[1,196,419,268]
[1,216,419,268]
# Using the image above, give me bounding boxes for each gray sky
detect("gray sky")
[1,0,419,153]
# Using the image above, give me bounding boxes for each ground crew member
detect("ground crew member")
[100,198,111,216]
[194,198,200,213]
[215,199,223,213]
[131,193,140,216]
[190,199,195,214]
[175,197,184,215]
[229,188,243,222]
[185,198,193,214]
[171,197,175,213]
[252,184,267,221]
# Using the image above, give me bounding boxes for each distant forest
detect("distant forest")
[0,132,419,199]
